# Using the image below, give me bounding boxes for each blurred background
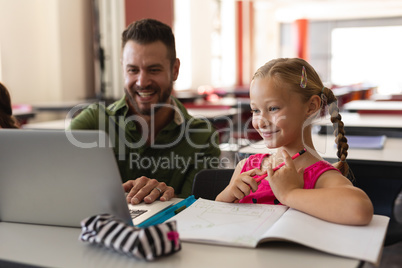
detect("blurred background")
[1,0,402,123]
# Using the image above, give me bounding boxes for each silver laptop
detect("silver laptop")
[0,129,132,228]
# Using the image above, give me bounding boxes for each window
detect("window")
[174,0,236,91]
[331,26,402,95]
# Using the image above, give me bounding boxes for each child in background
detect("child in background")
[216,58,373,225]
[0,82,19,129]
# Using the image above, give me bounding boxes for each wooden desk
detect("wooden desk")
[318,113,402,129]
[315,113,402,137]
[238,133,402,164]
[31,100,95,112]
[22,119,71,130]
[12,104,36,124]
[187,108,239,119]
[331,86,374,107]
[22,109,240,130]
[0,222,360,268]
[343,100,402,114]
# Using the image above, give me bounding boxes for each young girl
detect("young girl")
[216,58,373,225]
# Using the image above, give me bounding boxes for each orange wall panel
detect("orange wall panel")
[125,0,173,27]
[295,19,309,60]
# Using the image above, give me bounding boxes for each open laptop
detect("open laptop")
[0,129,133,228]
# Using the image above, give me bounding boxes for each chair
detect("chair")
[355,160,402,268]
[192,169,234,200]
[348,159,402,246]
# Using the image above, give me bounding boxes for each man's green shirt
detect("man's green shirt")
[69,96,221,198]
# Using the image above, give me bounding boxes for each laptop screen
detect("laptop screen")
[0,129,132,227]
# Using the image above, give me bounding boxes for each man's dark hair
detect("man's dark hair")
[122,18,176,67]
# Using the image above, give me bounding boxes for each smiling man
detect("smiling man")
[70,19,220,204]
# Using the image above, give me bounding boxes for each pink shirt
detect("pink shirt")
[239,154,340,204]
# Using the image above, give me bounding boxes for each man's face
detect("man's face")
[122,40,179,115]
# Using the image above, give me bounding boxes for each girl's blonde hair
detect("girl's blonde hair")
[253,58,351,178]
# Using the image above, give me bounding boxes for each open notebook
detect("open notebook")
[170,198,389,265]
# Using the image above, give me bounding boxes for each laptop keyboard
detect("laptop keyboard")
[129,208,148,219]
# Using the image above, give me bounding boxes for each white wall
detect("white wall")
[0,0,94,104]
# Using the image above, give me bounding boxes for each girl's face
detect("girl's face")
[250,77,309,149]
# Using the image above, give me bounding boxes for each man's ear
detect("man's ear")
[172,58,180,81]
[306,95,321,118]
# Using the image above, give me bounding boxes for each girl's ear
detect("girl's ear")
[306,95,321,118]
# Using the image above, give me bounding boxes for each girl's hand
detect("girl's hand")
[267,150,304,205]
[216,168,265,203]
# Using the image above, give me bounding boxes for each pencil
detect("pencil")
[255,148,307,183]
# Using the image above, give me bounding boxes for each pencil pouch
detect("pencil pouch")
[79,214,181,261]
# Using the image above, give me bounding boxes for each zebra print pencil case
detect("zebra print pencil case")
[79,214,181,261]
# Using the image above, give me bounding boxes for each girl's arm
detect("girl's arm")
[268,151,373,225]
[215,159,264,203]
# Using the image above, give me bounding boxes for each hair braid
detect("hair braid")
[324,87,352,180]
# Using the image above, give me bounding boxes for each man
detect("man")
[70,19,220,204]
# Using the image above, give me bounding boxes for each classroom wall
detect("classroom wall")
[0,0,94,105]
[125,0,173,27]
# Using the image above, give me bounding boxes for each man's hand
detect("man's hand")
[123,176,175,205]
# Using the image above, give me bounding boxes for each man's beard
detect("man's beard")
[125,82,173,116]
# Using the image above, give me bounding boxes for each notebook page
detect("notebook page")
[169,198,288,247]
[261,208,389,264]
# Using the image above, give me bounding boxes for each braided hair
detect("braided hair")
[252,58,351,179]
[0,82,19,129]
